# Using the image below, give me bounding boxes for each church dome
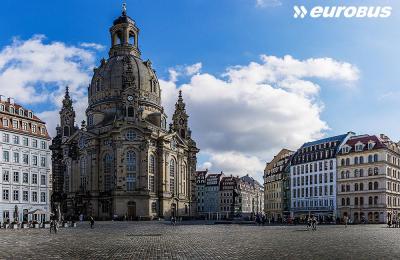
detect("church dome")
[86,5,163,127]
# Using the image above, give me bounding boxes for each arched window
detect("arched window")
[346,197,350,205]
[374,182,378,190]
[368,168,373,176]
[354,157,359,165]
[129,31,136,45]
[170,159,175,177]
[354,169,359,177]
[63,126,70,137]
[374,154,378,162]
[341,159,345,166]
[374,167,379,175]
[345,158,350,166]
[104,154,114,191]
[360,183,364,191]
[354,183,359,191]
[360,156,364,164]
[126,151,136,172]
[170,159,175,194]
[345,171,350,178]
[342,198,345,206]
[368,182,373,190]
[341,171,345,179]
[360,168,364,177]
[368,155,373,163]
[374,196,378,205]
[368,196,373,205]
[80,157,87,191]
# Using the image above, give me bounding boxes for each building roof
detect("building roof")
[301,133,349,148]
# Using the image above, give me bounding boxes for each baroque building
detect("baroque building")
[0,96,51,223]
[337,134,400,223]
[264,148,293,222]
[51,6,199,220]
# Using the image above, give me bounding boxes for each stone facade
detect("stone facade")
[337,134,400,223]
[50,7,198,220]
[0,96,51,223]
[290,133,353,220]
[264,148,293,221]
[239,175,264,219]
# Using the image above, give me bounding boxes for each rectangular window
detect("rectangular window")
[12,120,19,129]
[32,174,37,184]
[32,155,38,166]
[149,175,155,192]
[2,133,9,142]
[13,190,19,201]
[40,175,46,185]
[3,170,9,182]
[324,172,328,183]
[330,172,333,182]
[3,151,9,162]
[319,174,322,183]
[23,154,29,165]
[32,139,38,148]
[23,137,29,146]
[32,191,37,202]
[3,190,9,200]
[22,122,28,131]
[13,152,19,163]
[330,185,333,195]
[41,141,47,150]
[13,172,19,183]
[23,191,28,201]
[23,172,28,183]
[13,135,19,144]
[3,119,9,127]
[40,157,46,167]
[40,192,46,202]
[32,124,37,133]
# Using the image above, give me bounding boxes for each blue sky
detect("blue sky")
[1,0,399,181]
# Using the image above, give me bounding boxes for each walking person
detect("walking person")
[344,215,348,228]
[312,216,317,231]
[50,219,54,234]
[89,216,95,229]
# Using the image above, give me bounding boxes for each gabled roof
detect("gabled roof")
[339,134,386,154]
[301,133,349,148]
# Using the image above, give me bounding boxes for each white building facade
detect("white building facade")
[290,133,353,222]
[0,96,51,223]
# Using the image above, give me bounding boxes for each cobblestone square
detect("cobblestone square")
[0,222,399,259]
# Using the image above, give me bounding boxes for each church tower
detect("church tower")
[59,86,76,139]
[172,90,190,139]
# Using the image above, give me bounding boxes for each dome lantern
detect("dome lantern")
[109,3,141,58]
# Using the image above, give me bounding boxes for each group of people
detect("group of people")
[387,216,400,228]
[306,216,318,231]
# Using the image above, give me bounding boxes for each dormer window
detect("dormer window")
[355,142,364,152]
[9,106,14,114]
[32,124,37,133]
[0,104,4,111]
[19,108,24,116]
[341,146,350,154]
[3,118,9,127]
[28,112,33,118]
[368,141,375,150]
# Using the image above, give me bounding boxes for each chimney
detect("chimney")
[7,97,14,105]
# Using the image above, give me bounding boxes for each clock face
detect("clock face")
[127,95,134,101]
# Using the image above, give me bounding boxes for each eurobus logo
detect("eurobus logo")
[294,5,392,19]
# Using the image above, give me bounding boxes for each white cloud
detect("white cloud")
[80,42,105,51]
[0,35,99,137]
[185,62,202,76]
[161,55,359,182]
[256,0,282,8]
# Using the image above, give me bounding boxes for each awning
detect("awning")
[28,209,54,215]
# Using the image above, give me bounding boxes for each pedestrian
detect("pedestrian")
[50,219,54,234]
[79,214,83,222]
[90,216,95,229]
[307,217,311,230]
[344,215,348,228]
[312,216,317,231]
[171,216,176,226]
